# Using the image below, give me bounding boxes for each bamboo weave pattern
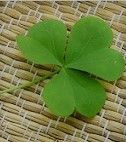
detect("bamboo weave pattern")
[0,1,126,142]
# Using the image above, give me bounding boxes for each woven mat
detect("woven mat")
[0,1,126,142]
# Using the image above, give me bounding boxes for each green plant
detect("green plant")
[1,16,125,118]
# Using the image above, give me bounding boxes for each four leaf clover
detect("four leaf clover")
[17,16,125,118]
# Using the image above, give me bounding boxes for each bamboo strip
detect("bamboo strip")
[0,54,52,76]
[116,80,126,89]
[116,1,126,9]
[1,67,126,100]
[1,123,56,142]
[85,1,126,16]
[1,96,126,135]
[1,116,85,142]
[0,137,6,142]
[1,103,125,142]
[0,38,125,64]
[1,2,126,39]
[1,76,126,125]
[57,1,126,24]
[17,2,126,30]
[0,77,126,116]
[99,80,126,99]
[1,65,126,106]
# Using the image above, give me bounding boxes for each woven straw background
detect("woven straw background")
[0,1,126,142]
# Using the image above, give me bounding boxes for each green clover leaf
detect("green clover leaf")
[66,16,125,81]
[17,19,67,65]
[17,16,125,118]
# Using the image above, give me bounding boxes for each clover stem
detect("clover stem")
[0,70,59,95]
